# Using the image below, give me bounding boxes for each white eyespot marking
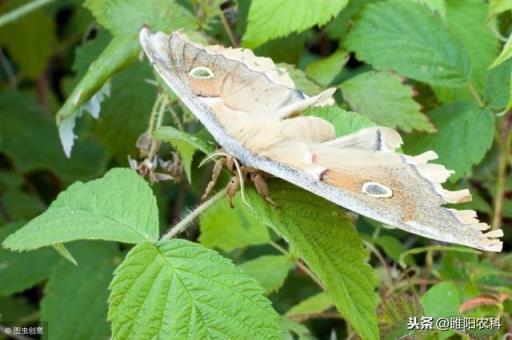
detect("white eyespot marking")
[362,182,393,198]
[189,66,214,79]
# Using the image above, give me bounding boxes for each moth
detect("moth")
[139,28,503,252]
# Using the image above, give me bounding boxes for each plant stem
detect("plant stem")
[146,94,169,161]
[161,187,227,240]
[270,241,325,290]
[492,111,512,230]
[363,241,394,289]
[0,0,55,28]
[220,10,238,47]
[268,240,326,290]
[467,83,485,107]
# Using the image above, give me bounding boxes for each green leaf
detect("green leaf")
[41,242,121,340]
[0,296,36,322]
[305,106,375,137]
[0,91,107,181]
[484,59,512,110]
[199,195,270,252]
[325,0,380,40]
[491,32,512,68]
[433,0,499,103]
[154,126,216,155]
[279,63,323,95]
[109,240,282,339]
[285,292,334,319]
[488,0,512,19]
[420,281,461,317]
[305,49,348,87]
[240,255,294,295]
[84,0,196,37]
[2,168,159,251]
[345,1,471,86]
[280,318,313,340]
[56,36,140,156]
[403,102,495,181]
[93,62,157,161]
[378,294,425,340]
[0,223,60,296]
[2,189,45,220]
[247,182,379,340]
[0,0,56,78]
[242,0,348,48]
[57,0,197,155]
[340,71,434,132]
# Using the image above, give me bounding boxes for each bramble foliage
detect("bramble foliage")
[0,0,511,339]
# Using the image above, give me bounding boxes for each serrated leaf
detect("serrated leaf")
[0,91,107,181]
[199,195,270,252]
[0,223,60,296]
[285,292,334,320]
[240,255,294,295]
[484,59,512,110]
[433,0,499,103]
[84,0,196,36]
[340,71,434,132]
[94,62,157,161]
[41,242,121,340]
[325,0,380,40]
[345,1,471,86]
[378,294,424,340]
[491,32,512,68]
[305,106,375,137]
[420,281,461,317]
[0,0,56,78]
[242,0,348,48]
[305,49,348,87]
[2,168,159,251]
[403,101,495,181]
[109,240,282,339]
[246,182,379,340]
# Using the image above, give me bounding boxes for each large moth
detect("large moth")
[139,28,503,252]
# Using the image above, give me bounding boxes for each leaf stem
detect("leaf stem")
[492,111,512,231]
[467,83,485,107]
[161,187,227,240]
[220,10,238,47]
[147,93,169,161]
[268,240,326,290]
[0,0,55,28]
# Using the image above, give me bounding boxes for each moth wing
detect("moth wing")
[262,138,502,252]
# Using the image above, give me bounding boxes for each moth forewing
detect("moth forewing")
[139,28,503,252]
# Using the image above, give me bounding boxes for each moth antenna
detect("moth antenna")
[199,152,229,167]
[231,157,250,207]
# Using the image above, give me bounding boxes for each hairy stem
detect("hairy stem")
[161,187,227,240]
[492,111,512,231]
[146,94,169,161]
[220,10,238,47]
[0,0,55,28]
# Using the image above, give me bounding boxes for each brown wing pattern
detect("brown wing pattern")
[140,29,503,252]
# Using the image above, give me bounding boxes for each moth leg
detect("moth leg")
[201,158,224,200]
[226,175,240,208]
[249,170,278,206]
